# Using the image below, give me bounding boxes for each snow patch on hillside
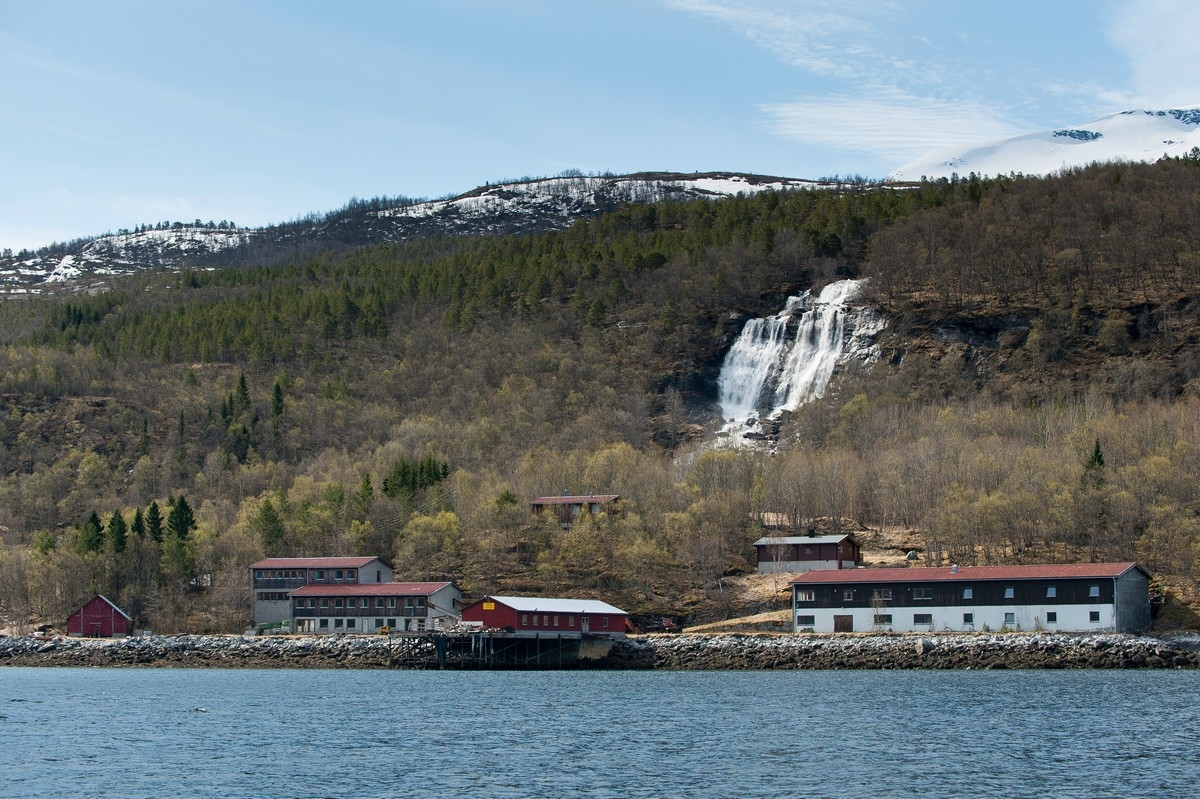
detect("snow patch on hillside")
[889,108,1200,181]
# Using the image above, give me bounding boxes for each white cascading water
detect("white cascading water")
[717,279,877,443]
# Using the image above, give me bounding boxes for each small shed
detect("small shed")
[67,595,132,638]
[460,595,629,638]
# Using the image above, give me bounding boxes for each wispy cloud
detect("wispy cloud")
[760,92,1024,162]
[1105,0,1200,108]
[665,0,877,79]
[667,1,1016,160]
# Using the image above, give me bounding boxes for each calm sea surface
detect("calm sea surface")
[1,667,1197,799]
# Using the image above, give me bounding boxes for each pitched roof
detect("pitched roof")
[74,594,132,620]
[482,595,627,615]
[290,582,453,597]
[791,562,1145,585]
[531,495,619,506]
[753,534,855,547]
[250,556,381,569]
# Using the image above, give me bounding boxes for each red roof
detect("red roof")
[291,582,452,597]
[792,562,1144,585]
[531,495,619,506]
[250,557,380,569]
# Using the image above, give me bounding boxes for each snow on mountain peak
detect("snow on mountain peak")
[887,108,1200,182]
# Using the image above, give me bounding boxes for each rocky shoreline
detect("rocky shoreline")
[3,631,1199,670]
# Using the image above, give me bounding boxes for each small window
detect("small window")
[963,587,973,600]
[842,589,854,601]
[543,615,549,626]
[1046,612,1057,624]
[334,599,343,609]
[1046,585,1057,598]
[319,599,328,609]
[387,598,396,609]
[603,617,609,628]
[963,612,974,625]
[1004,586,1015,599]
[334,569,343,581]
[913,588,932,601]
[1089,584,1100,598]
[347,569,357,582]
[334,618,343,628]
[1089,611,1101,623]
[532,615,539,626]
[319,618,328,629]
[796,590,815,602]
[521,614,529,625]
[871,589,893,601]
[315,570,325,581]
[569,617,575,627]
[254,570,263,579]
[1004,612,1015,625]
[874,614,892,625]
[374,618,385,629]
[913,613,933,625]
[361,598,370,609]
[553,615,560,627]
[346,618,356,628]
[376,598,385,609]
[387,618,396,627]
[797,615,816,626]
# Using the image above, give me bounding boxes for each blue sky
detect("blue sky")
[2,0,1198,252]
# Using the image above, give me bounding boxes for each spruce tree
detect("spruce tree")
[106,511,128,553]
[146,501,164,543]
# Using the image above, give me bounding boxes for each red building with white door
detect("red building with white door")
[460,595,629,638]
[67,595,132,637]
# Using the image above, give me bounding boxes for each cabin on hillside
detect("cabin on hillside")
[460,595,630,638]
[791,562,1150,634]
[290,581,461,634]
[67,595,132,638]
[530,494,620,527]
[249,556,393,628]
[753,532,861,573]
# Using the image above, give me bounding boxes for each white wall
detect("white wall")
[794,604,1115,633]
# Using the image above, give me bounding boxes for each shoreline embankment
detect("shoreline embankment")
[3,631,1199,670]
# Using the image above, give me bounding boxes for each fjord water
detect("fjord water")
[2,668,1197,799]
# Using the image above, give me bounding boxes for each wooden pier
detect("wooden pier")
[381,631,615,669]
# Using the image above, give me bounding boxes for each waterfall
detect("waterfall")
[717,279,879,442]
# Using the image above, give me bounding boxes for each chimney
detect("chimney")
[951,564,959,574]
[807,527,816,538]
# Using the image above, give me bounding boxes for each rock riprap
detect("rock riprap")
[2,632,1197,670]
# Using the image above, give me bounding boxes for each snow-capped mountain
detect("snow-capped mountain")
[888,108,1200,181]
[0,172,831,295]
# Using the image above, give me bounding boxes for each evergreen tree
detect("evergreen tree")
[146,500,164,544]
[254,498,286,554]
[352,472,374,520]
[236,372,252,412]
[78,511,104,554]
[271,381,285,417]
[106,511,128,553]
[167,495,197,541]
[130,507,146,540]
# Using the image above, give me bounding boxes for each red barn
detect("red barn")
[67,595,132,638]
[460,595,629,638]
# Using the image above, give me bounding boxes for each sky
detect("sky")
[2,0,1199,253]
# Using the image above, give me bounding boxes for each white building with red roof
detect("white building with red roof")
[249,556,392,628]
[290,581,461,634]
[791,562,1150,634]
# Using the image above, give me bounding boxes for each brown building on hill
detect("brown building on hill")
[530,494,619,527]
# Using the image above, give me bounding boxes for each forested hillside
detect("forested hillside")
[2,158,1200,632]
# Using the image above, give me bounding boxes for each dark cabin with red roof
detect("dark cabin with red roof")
[530,495,620,527]
[67,595,132,638]
[250,556,392,628]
